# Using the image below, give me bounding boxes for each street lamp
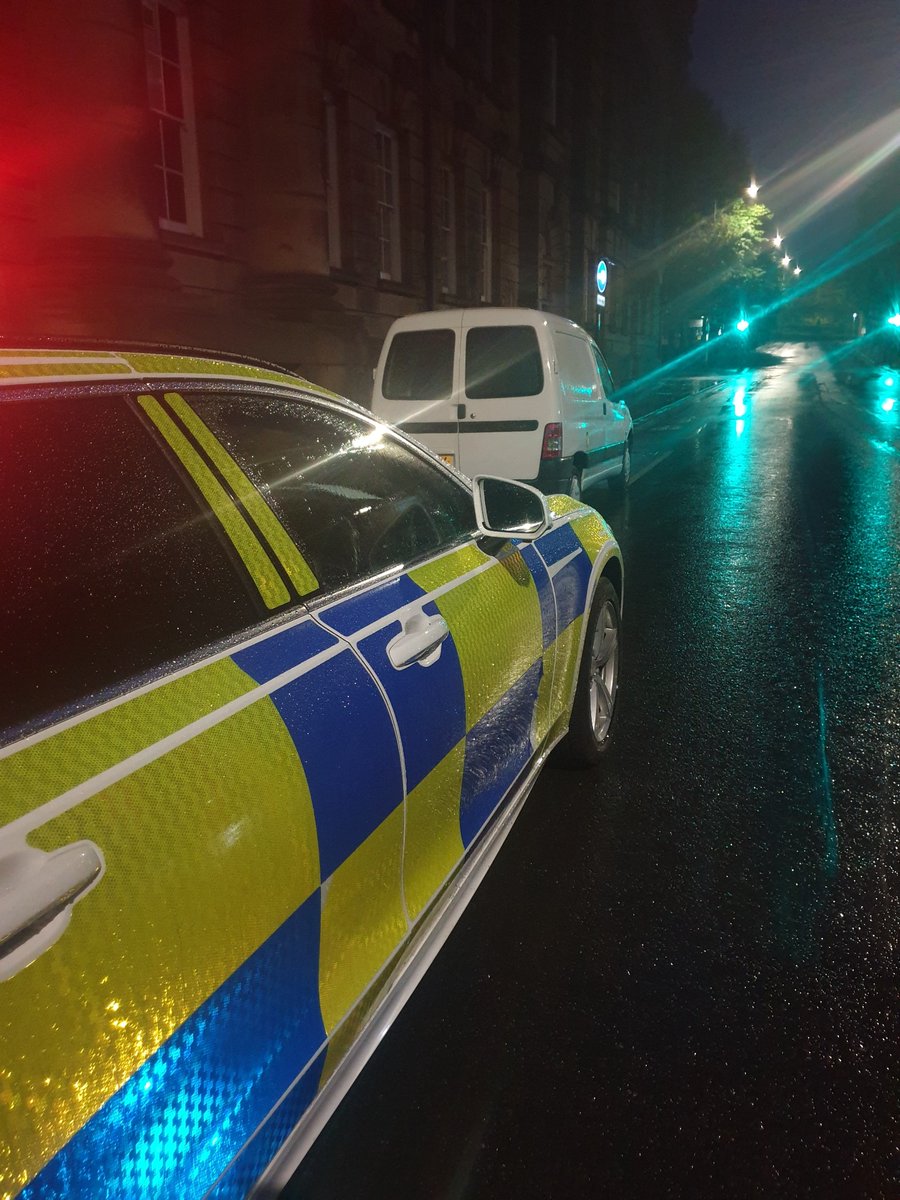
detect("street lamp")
[793,265,802,276]
[773,232,783,248]
[781,254,792,269]
[746,180,759,199]
[888,312,900,327]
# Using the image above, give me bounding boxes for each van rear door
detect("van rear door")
[458,317,549,481]
[373,322,461,468]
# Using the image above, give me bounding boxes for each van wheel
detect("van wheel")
[554,578,621,766]
[608,441,630,497]
[567,467,582,501]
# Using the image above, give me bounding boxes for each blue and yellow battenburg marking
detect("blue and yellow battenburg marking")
[2,480,614,1199]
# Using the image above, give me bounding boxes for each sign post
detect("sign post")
[594,259,608,333]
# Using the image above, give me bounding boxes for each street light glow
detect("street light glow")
[793,265,802,275]
[888,313,900,327]
[736,318,750,333]
[746,180,759,199]
[773,232,783,248]
[781,254,792,268]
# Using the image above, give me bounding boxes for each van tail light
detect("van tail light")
[540,422,562,460]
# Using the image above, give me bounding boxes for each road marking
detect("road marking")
[630,448,675,483]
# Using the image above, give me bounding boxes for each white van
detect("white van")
[372,307,632,499]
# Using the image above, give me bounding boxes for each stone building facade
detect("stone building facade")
[1,0,697,403]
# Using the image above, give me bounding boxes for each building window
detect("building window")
[324,94,342,270]
[375,124,401,281]
[480,186,493,302]
[546,35,558,127]
[142,0,201,234]
[444,0,455,48]
[437,166,456,295]
[608,180,621,215]
[478,0,493,81]
[538,231,550,311]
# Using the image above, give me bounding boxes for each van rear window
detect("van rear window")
[382,329,455,401]
[465,326,543,399]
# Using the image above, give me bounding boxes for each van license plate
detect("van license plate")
[438,453,455,466]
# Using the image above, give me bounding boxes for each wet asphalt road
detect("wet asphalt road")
[286,342,899,1199]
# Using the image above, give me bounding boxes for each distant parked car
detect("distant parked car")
[372,307,633,500]
[0,343,623,1200]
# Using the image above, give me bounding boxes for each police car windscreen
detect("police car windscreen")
[383,329,455,401]
[465,326,544,399]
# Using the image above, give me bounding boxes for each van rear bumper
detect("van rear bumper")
[521,457,577,495]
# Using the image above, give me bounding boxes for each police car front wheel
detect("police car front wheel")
[556,577,621,766]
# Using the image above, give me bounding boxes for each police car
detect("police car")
[0,344,623,1199]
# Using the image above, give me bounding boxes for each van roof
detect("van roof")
[387,307,588,335]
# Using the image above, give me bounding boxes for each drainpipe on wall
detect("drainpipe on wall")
[422,2,435,310]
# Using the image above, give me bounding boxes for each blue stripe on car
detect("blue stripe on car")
[519,543,557,650]
[318,574,427,637]
[458,659,543,847]
[354,598,466,795]
[250,649,404,880]
[232,618,338,684]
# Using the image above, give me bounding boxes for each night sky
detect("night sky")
[691,0,900,269]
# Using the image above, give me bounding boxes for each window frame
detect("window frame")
[0,380,279,745]
[480,185,493,303]
[324,92,342,270]
[142,0,202,236]
[375,124,402,281]
[170,381,480,609]
[546,35,558,128]
[437,164,457,296]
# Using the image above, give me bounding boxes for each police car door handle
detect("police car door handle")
[0,840,104,980]
[386,612,450,669]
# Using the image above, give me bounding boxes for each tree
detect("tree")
[659,198,784,343]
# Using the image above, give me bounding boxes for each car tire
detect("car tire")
[554,577,621,766]
[608,440,631,497]
[568,467,583,501]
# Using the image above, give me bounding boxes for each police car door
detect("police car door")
[299,421,556,907]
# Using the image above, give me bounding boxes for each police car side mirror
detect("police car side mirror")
[473,475,550,542]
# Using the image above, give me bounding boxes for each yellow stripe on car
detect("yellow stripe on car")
[410,546,543,731]
[0,357,133,380]
[570,510,612,561]
[163,392,319,597]
[403,740,466,921]
[318,804,407,1034]
[138,394,290,610]
[123,354,303,388]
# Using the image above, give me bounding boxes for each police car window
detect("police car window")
[382,329,455,402]
[465,325,543,399]
[0,393,264,742]
[188,392,477,594]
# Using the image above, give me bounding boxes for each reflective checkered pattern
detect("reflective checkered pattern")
[2,356,620,1200]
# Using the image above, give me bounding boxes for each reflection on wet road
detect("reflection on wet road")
[286,343,898,1200]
